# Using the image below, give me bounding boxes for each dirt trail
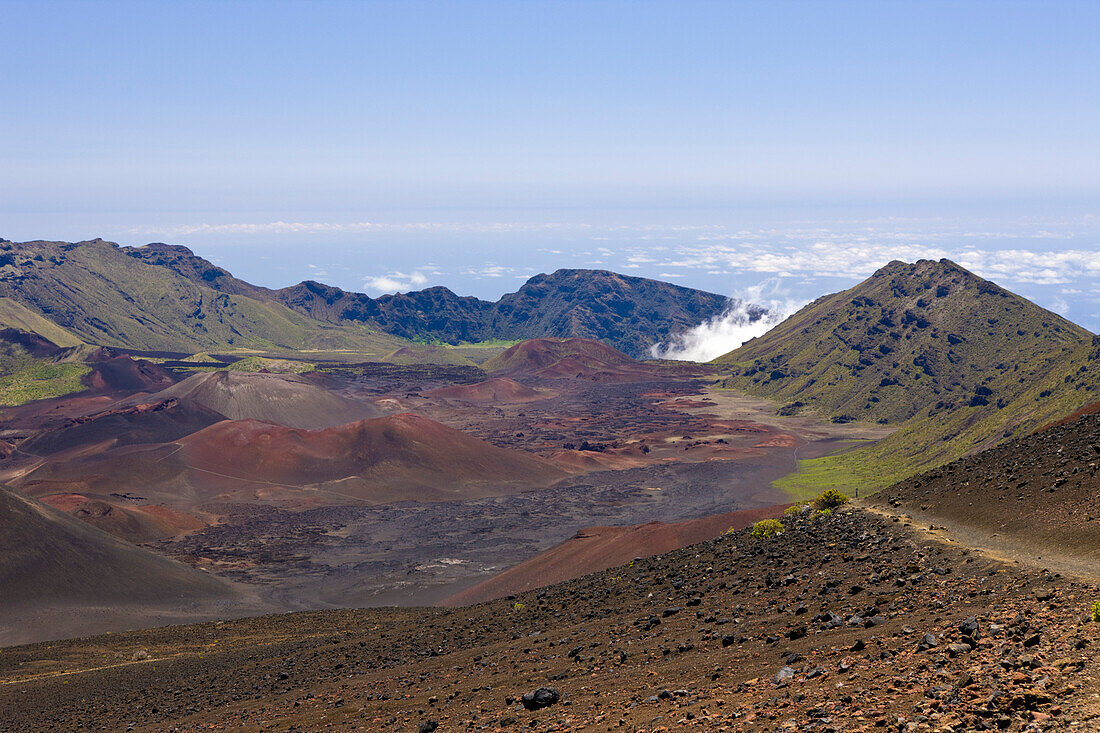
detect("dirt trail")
[857,501,1100,583]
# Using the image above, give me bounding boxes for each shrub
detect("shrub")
[1092,601,1100,622]
[814,489,849,510]
[751,519,784,539]
[784,501,811,515]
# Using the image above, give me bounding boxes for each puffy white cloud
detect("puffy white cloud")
[362,270,432,293]
[651,281,808,362]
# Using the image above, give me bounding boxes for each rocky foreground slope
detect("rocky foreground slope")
[2,507,1096,732]
[876,406,1100,572]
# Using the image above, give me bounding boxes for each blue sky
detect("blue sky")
[2,0,1099,331]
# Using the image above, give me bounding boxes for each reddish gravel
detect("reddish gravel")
[2,508,1096,732]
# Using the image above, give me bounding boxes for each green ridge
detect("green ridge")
[713,259,1100,494]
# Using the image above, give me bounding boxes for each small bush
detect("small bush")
[1092,601,1100,622]
[814,508,832,518]
[784,501,811,515]
[751,519,784,539]
[814,489,849,510]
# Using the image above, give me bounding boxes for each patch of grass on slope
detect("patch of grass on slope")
[227,356,316,373]
[773,449,884,501]
[0,362,90,405]
[0,298,83,347]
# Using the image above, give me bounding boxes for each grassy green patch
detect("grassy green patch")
[773,448,890,501]
[0,362,91,405]
[227,356,316,373]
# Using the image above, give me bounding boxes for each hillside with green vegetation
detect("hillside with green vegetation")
[0,298,84,347]
[714,259,1100,493]
[0,239,411,355]
[0,331,91,405]
[271,269,735,358]
[226,356,316,374]
[3,238,738,358]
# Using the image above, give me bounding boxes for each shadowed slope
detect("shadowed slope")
[81,354,176,392]
[0,485,260,645]
[17,397,226,457]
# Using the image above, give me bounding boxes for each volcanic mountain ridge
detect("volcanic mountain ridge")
[0,238,736,358]
[716,258,1100,488]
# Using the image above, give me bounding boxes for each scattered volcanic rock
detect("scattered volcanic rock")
[875,407,1100,565]
[520,687,560,710]
[3,507,1096,730]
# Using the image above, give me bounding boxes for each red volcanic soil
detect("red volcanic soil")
[38,494,208,543]
[1038,400,1100,431]
[178,413,566,502]
[14,413,567,519]
[483,338,656,381]
[424,377,552,403]
[82,355,175,392]
[442,504,788,605]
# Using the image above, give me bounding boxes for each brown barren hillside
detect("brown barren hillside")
[12,413,567,515]
[177,413,565,498]
[16,397,226,458]
[874,409,1100,566]
[81,354,175,392]
[140,370,380,429]
[424,377,553,403]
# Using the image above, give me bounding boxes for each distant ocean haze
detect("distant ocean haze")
[4,199,1098,333]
